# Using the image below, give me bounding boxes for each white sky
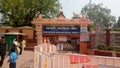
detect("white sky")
[60,0,120,20]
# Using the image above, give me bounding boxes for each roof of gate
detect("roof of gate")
[3,32,26,35]
[32,12,92,26]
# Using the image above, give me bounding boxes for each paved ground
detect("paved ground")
[98,64,120,68]
[1,50,34,68]
[1,50,120,68]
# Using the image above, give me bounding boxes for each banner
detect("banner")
[80,36,89,42]
[43,26,80,34]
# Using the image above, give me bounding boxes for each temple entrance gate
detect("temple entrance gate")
[32,12,92,54]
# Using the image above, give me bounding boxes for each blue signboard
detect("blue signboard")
[81,27,87,34]
[43,26,80,34]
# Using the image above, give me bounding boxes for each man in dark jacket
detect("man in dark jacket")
[0,36,7,67]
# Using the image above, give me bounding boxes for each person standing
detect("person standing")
[60,42,63,51]
[57,42,61,51]
[57,42,63,51]
[19,41,23,55]
[0,36,7,67]
[13,39,20,54]
[21,40,26,52]
[8,44,18,68]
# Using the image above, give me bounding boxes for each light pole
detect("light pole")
[89,0,92,20]
[106,23,111,46]
[89,0,92,6]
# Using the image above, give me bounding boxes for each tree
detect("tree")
[81,3,116,30]
[112,17,120,31]
[109,16,120,31]
[0,0,60,27]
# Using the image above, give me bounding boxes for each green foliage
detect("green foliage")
[115,47,120,52]
[0,0,60,27]
[111,28,120,31]
[97,45,120,52]
[113,17,120,29]
[97,45,107,50]
[107,45,115,51]
[87,23,95,31]
[81,3,116,30]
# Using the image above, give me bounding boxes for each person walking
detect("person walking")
[8,44,18,68]
[0,36,7,67]
[13,39,20,54]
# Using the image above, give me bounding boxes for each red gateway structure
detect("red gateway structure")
[32,12,92,54]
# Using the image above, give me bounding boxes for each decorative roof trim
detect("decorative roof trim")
[32,15,92,26]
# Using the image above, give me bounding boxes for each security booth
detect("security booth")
[32,12,92,54]
[3,32,26,52]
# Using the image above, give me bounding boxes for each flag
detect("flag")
[73,12,77,17]
[60,4,63,10]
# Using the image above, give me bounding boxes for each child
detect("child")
[8,44,18,68]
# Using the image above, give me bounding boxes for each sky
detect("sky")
[60,0,120,20]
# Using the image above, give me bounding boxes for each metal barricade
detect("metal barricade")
[34,44,120,68]
[34,43,57,68]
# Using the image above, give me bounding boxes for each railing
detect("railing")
[34,43,120,68]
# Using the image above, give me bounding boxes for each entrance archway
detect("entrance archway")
[32,12,92,54]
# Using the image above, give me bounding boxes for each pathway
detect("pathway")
[2,50,34,68]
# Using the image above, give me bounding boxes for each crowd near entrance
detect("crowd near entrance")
[43,25,80,52]
[43,36,80,52]
[4,32,26,53]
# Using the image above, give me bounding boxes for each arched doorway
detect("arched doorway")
[32,12,92,54]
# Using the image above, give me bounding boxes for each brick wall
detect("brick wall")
[91,31,120,47]
[0,26,37,48]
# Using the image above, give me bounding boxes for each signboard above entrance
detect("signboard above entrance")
[43,26,80,34]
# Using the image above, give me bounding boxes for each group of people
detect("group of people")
[57,40,75,51]
[57,42,64,51]
[13,39,26,55]
[0,36,26,68]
